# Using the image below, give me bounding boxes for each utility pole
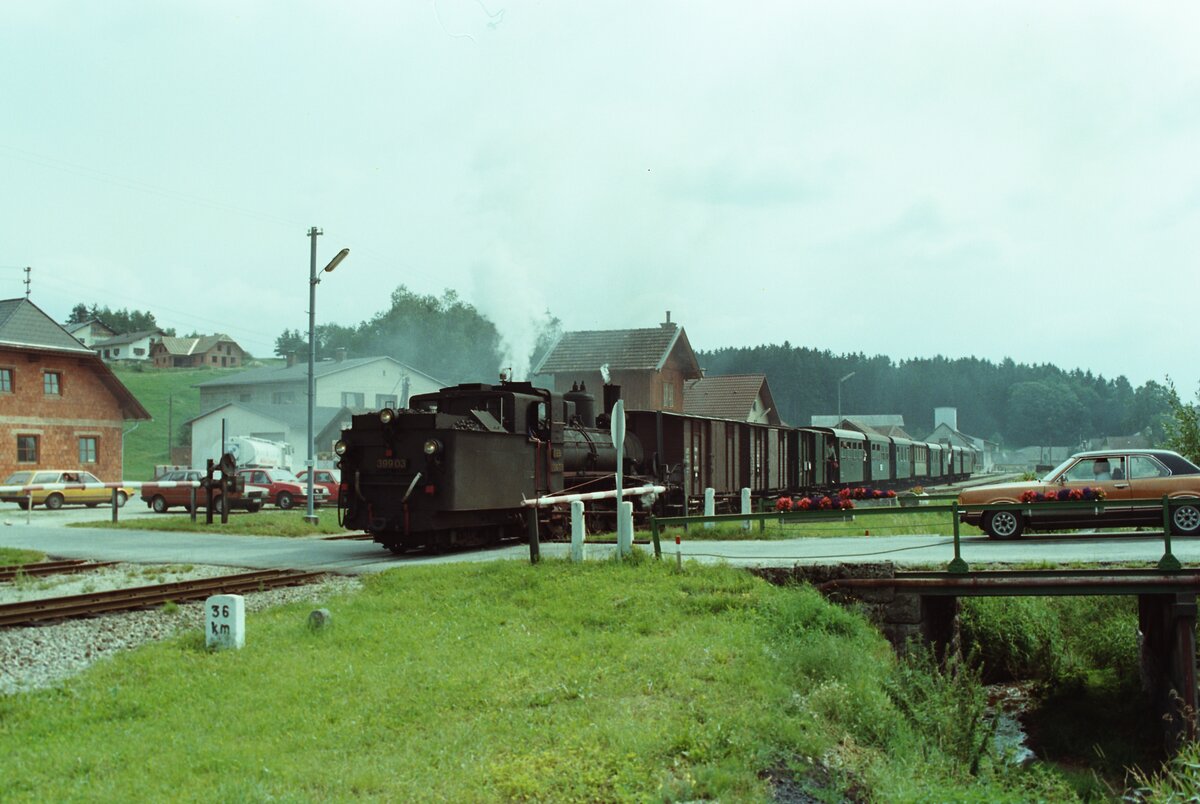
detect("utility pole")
[167,395,173,462]
[23,266,30,298]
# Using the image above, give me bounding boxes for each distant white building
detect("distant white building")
[93,329,163,362]
[925,407,998,472]
[189,354,445,470]
[194,354,443,412]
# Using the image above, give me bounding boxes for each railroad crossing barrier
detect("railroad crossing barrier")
[649,495,1196,573]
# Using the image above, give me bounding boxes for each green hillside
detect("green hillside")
[113,365,246,480]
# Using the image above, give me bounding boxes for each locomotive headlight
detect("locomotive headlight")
[423,438,442,456]
[334,440,348,456]
[379,408,395,424]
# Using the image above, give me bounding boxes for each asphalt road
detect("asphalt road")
[1,503,1197,574]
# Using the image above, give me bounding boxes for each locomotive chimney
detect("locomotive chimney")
[603,383,622,419]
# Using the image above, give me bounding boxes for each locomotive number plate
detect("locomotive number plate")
[375,458,408,470]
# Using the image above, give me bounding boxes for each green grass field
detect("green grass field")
[0,558,1073,801]
[111,364,246,482]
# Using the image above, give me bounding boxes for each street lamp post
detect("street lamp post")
[837,371,856,420]
[305,226,349,525]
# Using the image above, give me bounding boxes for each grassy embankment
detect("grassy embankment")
[112,364,245,482]
[68,509,349,537]
[0,558,1074,802]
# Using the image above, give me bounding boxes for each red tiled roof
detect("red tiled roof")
[683,374,780,424]
[534,325,698,375]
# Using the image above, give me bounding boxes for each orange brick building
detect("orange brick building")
[0,299,149,481]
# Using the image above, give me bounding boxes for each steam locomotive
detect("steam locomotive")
[334,380,650,553]
[335,378,979,554]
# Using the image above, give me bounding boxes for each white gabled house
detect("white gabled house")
[189,354,445,470]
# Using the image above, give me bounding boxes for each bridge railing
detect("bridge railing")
[649,495,1194,574]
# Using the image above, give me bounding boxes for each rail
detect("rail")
[648,495,1196,573]
[0,568,326,627]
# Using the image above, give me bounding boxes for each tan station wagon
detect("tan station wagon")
[960,449,1200,538]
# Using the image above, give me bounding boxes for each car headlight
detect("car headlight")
[334,440,348,456]
[423,438,442,456]
[379,408,395,424]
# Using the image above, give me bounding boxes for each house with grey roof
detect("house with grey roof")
[531,314,702,412]
[151,334,245,369]
[190,354,445,469]
[93,329,164,363]
[683,374,782,425]
[194,354,444,416]
[0,298,149,481]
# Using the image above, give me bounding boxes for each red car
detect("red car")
[236,468,328,510]
[296,468,341,500]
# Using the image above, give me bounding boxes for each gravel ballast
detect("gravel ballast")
[0,562,362,695]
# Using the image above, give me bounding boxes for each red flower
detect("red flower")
[885,490,896,498]
[797,497,812,510]
[818,496,833,509]
[775,497,793,512]
[843,499,856,509]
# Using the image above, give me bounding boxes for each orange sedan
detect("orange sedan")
[960,449,1200,538]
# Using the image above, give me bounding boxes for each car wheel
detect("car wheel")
[17,500,29,511]
[151,496,168,514]
[276,492,294,510]
[45,493,64,511]
[246,502,262,513]
[983,509,1023,539]
[1171,503,1200,536]
[116,491,128,508]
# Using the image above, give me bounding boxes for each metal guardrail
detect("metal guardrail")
[649,495,1196,574]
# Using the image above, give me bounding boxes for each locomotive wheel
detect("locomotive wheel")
[1171,503,1200,536]
[983,510,1023,540]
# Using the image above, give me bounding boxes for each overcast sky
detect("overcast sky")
[3,1,1197,388]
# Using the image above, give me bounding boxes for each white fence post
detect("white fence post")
[617,501,634,557]
[704,488,715,529]
[570,500,586,562]
[741,487,751,530]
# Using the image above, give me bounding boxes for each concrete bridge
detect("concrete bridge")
[753,564,1200,750]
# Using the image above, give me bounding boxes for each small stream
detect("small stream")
[988,683,1038,766]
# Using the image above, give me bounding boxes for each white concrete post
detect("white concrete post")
[704,487,715,529]
[205,594,246,650]
[617,501,634,557]
[570,500,586,562]
[741,487,752,530]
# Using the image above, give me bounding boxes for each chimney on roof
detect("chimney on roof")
[286,350,297,368]
[335,347,346,363]
[661,310,673,328]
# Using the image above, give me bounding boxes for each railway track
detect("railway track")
[0,559,118,582]
[0,568,326,628]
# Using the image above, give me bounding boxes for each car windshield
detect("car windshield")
[1042,458,1076,482]
[271,470,300,482]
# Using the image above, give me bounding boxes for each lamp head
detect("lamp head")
[323,248,350,273]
